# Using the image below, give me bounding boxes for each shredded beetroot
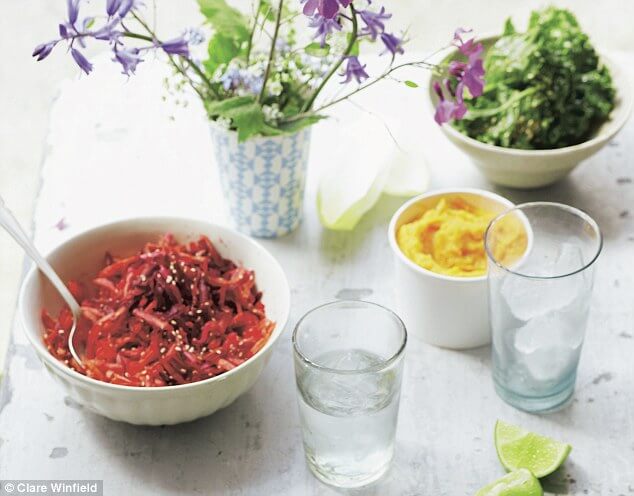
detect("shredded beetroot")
[41,234,275,387]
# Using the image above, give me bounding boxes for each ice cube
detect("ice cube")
[556,241,585,274]
[520,346,578,382]
[513,312,583,382]
[514,311,584,353]
[501,243,588,321]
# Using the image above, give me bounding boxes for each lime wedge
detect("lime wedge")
[495,420,572,478]
[476,469,543,496]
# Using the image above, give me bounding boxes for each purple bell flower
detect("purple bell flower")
[358,7,391,41]
[70,47,93,74]
[341,56,369,84]
[309,14,341,47]
[380,32,404,56]
[114,46,143,75]
[160,37,190,57]
[302,0,351,20]
[67,0,80,25]
[32,41,58,61]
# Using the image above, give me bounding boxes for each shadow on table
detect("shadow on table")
[85,370,303,493]
[491,175,626,242]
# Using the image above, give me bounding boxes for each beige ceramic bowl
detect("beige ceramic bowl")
[428,36,632,189]
[19,218,290,425]
[388,189,518,349]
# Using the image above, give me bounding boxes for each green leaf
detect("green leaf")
[348,36,360,56]
[258,0,277,22]
[197,0,250,37]
[206,96,256,116]
[198,0,250,75]
[305,42,330,57]
[204,33,242,75]
[206,96,282,142]
[277,115,326,134]
[404,80,418,88]
[503,17,516,36]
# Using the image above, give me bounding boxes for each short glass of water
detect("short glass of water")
[292,300,407,488]
[485,202,602,413]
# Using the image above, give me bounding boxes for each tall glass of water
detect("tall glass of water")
[293,300,407,488]
[485,202,602,413]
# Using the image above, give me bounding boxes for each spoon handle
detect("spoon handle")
[0,196,81,316]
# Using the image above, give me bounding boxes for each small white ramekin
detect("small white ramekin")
[388,188,515,349]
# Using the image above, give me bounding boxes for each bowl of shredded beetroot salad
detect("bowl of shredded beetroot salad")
[20,219,290,404]
[41,232,279,387]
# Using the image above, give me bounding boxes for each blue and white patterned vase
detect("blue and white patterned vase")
[209,123,312,238]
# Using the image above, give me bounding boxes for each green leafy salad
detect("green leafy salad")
[453,7,616,149]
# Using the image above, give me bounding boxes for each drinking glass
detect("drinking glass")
[292,300,407,488]
[485,202,602,413]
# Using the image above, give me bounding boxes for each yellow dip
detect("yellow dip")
[397,196,526,277]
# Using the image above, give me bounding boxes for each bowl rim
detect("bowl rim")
[388,188,515,283]
[428,33,633,156]
[18,216,291,393]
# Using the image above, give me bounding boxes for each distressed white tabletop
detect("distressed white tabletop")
[0,52,633,495]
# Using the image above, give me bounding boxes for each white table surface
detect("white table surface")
[0,50,633,495]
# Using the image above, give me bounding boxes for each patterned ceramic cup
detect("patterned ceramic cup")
[209,123,312,238]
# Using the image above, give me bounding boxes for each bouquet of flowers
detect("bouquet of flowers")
[34,0,485,140]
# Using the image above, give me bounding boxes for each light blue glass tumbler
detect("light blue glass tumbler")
[485,202,602,413]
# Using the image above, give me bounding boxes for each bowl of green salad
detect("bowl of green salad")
[430,7,632,189]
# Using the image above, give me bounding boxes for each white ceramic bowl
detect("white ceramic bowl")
[388,189,516,349]
[428,36,633,189]
[19,218,290,425]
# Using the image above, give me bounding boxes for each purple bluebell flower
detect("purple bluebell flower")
[67,0,80,25]
[453,27,483,62]
[341,56,369,84]
[70,47,93,74]
[449,59,484,97]
[302,0,351,19]
[446,28,485,98]
[32,41,57,61]
[380,32,404,56]
[107,0,141,17]
[92,18,122,41]
[114,46,143,75]
[309,14,341,47]
[160,37,190,57]
[118,0,143,17]
[433,80,466,124]
[106,0,123,16]
[358,7,391,40]
[59,24,70,39]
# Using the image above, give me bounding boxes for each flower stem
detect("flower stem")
[282,58,437,124]
[246,0,262,65]
[129,11,219,99]
[258,0,284,103]
[301,5,359,113]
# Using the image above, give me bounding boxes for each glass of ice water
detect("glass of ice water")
[292,300,407,488]
[485,202,602,413]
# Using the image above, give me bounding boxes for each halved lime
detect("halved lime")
[494,420,572,478]
[476,469,543,496]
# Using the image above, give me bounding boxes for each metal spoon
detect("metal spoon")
[0,195,84,366]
